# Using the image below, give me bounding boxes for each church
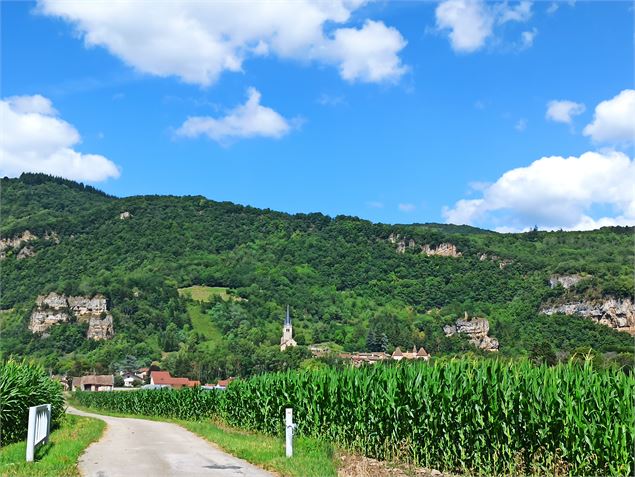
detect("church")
[280,305,297,351]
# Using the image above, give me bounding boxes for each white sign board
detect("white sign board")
[26,404,51,462]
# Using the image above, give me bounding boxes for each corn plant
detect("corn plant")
[74,358,635,476]
[0,359,65,445]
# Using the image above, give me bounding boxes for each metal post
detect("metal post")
[26,406,37,462]
[285,408,293,458]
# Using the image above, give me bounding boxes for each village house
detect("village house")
[338,352,390,366]
[392,346,430,361]
[72,374,114,391]
[150,371,199,389]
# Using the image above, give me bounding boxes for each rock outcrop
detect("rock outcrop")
[479,253,513,269]
[421,243,462,257]
[549,274,587,289]
[444,313,499,351]
[29,292,114,340]
[0,230,37,259]
[388,234,461,257]
[16,246,35,259]
[0,230,60,260]
[119,211,132,220]
[541,297,634,334]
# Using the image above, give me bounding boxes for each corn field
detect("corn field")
[75,359,635,476]
[0,359,65,445]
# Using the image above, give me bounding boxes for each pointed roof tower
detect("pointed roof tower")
[285,305,291,327]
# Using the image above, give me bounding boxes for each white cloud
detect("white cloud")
[0,95,120,182]
[583,89,635,144]
[399,203,416,212]
[443,150,635,231]
[520,28,537,49]
[37,1,407,86]
[546,100,585,124]
[325,20,408,83]
[546,3,559,14]
[175,88,292,143]
[498,1,533,24]
[515,118,527,131]
[435,0,533,53]
[435,0,494,52]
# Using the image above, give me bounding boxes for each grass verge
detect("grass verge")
[0,414,105,477]
[68,400,337,477]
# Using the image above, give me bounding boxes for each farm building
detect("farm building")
[72,374,114,391]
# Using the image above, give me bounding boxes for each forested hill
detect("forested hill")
[1,173,633,380]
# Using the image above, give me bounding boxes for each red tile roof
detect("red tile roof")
[151,371,199,388]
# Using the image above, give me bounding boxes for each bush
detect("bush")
[0,359,65,445]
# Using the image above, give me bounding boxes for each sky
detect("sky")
[1,0,634,232]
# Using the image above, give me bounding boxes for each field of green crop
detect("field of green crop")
[177,286,234,302]
[74,359,634,476]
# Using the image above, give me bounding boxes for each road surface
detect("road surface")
[67,406,275,477]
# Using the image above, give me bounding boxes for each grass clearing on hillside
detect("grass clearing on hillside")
[0,414,104,477]
[186,303,223,349]
[178,285,233,302]
[67,400,337,477]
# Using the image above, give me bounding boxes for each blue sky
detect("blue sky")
[2,1,633,231]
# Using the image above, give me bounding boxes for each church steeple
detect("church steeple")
[280,305,297,351]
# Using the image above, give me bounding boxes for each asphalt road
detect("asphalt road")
[67,406,275,477]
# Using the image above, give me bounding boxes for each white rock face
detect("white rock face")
[119,211,132,219]
[541,298,634,333]
[0,230,38,259]
[549,274,587,289]
[30,293,114,340]
[16,246,35,259]
[388,234,461,257]
[444,313,499,351]
[421,243,462,257]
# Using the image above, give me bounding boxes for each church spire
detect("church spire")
[285,305,291,326]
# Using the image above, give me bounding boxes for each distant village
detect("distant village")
[66,306,430,392]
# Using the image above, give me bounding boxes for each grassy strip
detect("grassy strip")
[68,400,337,477]
[0,414,105,477]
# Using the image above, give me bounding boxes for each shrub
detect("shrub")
[0,359,65,445]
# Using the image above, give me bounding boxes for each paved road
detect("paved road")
[67,407,275,477]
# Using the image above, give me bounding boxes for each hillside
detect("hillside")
[1,173,633,380]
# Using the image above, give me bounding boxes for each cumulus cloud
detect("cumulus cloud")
[442,150,635,231]
[583,89,635,144]
[37,1,407,86]
[546,100,585,124]
[435,0,533,53]
[175,88,292,143]
[0,95,120,182]
[325,20,408,83]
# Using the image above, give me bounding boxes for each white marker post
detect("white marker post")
[285,408,294,458]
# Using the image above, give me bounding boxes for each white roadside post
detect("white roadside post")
[285,408,295,458]
[26,404,51,462]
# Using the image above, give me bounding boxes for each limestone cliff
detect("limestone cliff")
[541,297,634,334]
[388,233,461,257]
[444,313,499,351]
[0,230,59,260]
[549,274,588,289]
[29,292,114,340]
[0,230,37,259]
[421,243,462,257]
